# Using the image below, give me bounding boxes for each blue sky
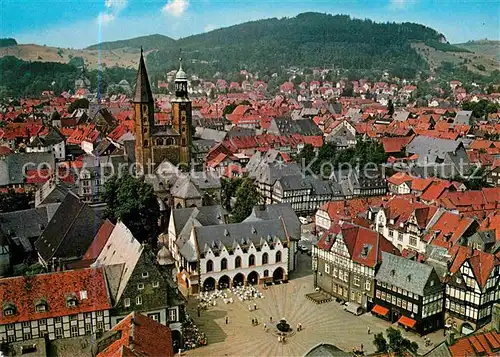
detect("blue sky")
[0,0,498,49]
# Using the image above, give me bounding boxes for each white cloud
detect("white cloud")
[162,0,189,17]
[105,0,128,11]
[97,12,116,25]
[204,24,216,32]
[390,0,408,9]
[97,0,128,25]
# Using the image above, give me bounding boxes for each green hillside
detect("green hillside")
[151,13,445,78]
[86,34,175,51]
[87,13,447,79]
[454,40,500,60]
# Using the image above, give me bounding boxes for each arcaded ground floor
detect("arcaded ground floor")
[184,253,446,357]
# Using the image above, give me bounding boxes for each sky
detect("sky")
[0,0,498,49]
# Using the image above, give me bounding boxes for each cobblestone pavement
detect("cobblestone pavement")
[184,254,445,357]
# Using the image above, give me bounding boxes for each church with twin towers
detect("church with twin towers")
[133,49,192,174]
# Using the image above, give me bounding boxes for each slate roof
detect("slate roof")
[189,219,289,262]
[376,251,435,296]
[244,203,301,241]
[34,192,104,262]
[97,312,174,357]
[0,152,55,186]
[255,162,302,186]
[133,51,154,103]
[407,136,463,164]
[0,204,59,252]
[454,110,473,125]
[0,267,111,324]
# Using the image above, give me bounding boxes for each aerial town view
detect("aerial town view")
[0,0,499,356]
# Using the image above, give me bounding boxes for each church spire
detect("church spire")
[133,47,154,103]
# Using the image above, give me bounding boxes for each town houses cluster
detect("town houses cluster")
[0,52,500,357]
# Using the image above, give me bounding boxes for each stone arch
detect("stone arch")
[218,275,230,290]
[232,273,244,287]
[220,257,228,270]
[262,252,269,265]
[273,267,284,283]
[166,138,175,146]
[247,271,259,286]
[203,277,216,291]
[263,269,269,277]
[156,138,163,146]
[171,329,182,353]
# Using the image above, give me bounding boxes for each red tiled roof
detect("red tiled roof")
[380,136,414,154]
[0,267,111,324]
[343,224,399,267]
[97,312,174,357]
[449,330,500,357]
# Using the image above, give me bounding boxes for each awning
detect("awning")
[398,315,417,329]
[371,304,389,317]
[345,302,363,315]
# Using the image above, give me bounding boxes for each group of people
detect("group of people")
[182,315,208,350]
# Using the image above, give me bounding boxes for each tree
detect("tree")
[221,177,242,210]
[50,110,61,122]
[388,99,395,116]
[223,103,238,117]
[0,190,33,213]
[232,178,260,223]
[373,332,388,353]
[68,98,89,113]
[101,173,160,246]
[386,327,419,356]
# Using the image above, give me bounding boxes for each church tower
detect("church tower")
[171,58,192,167]
[133,48,155,174]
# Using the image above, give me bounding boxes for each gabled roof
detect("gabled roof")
[82,219,116,262]
[341,223,399,268]
[97,312,174,357]
[93,221,143,304]
[449,246,497,288]
[34,193,104,262]
[0,267,111,324]
[376,251,435,296]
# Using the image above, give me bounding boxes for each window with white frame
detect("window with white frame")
[365,280,371,291]
[152,281,159,288]
[137,283,144,290]
[169,308,177,322]
[353,275,360,286]
[136,296,143,305]
[325,264,330,274]
[124,298,131,308]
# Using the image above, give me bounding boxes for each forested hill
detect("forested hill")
[146,13,448,78]
[86,34,175,51]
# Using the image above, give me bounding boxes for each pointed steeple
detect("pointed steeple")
[133,47,154,103]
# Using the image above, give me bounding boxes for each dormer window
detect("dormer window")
[3,303,15,317]
[66,297,77,308]
[142,272,149,278]
[35,303,47,312]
